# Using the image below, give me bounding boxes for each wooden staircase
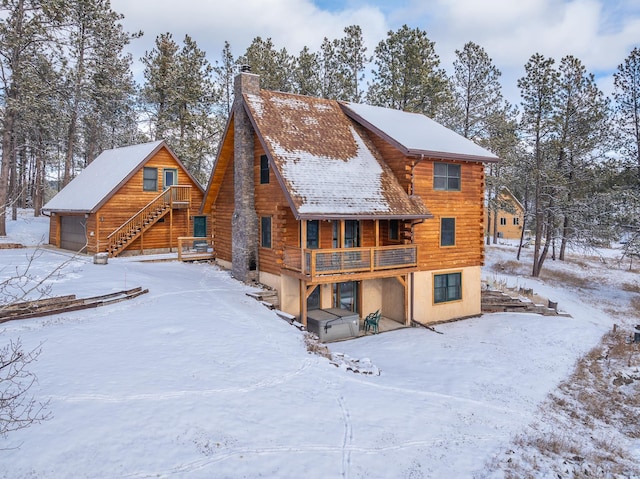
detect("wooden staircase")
[106,185,191,257]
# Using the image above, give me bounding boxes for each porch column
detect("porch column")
[300,280,308,327]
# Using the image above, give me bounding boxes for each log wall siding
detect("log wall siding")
[209,119,485,277]
[358,128,485,270]
[254,139,291,275]
[211,155,235,263]
[413,160,485,270]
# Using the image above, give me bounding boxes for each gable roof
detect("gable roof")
[242,90,432,220]
[43,140,202,214]
[341,102,500,163]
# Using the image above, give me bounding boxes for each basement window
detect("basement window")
[434,272,462,303]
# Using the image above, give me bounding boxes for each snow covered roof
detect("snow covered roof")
[341,102,499,163]
[44,141,174,213]
[243,91,432,220]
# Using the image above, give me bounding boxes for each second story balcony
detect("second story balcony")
[282,244,418,283]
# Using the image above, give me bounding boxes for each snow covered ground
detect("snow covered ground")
[0,211,638,478]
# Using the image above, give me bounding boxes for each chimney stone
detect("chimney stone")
[231,72,260,282]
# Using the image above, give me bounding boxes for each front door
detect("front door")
[163,168,178,189]
[333,281,359,313]
[193,216,207,238]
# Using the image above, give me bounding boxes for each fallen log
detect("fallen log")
[0,287,148,323]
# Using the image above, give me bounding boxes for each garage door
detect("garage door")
[60,216,87,252]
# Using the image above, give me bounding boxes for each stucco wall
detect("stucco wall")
[412,266,481,323]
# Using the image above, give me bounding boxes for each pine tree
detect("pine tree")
[319,36,341,99]
[140,34,219,183]
[140,32,179,140]
[57,0,138,185]
[367,25,450,117]
[239,37,293,92]
[213,41,237,116]
[337,25,370,102]
[293,45,321,97]
[552,55,609,259]
[517,53,559,277]
[0,0,55,235]
[613,47,640,185]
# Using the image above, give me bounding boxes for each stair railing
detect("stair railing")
[106,186,188,256]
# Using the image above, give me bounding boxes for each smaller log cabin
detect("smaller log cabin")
[201,72,500,329]
[43,140,206,256]
[485,188,526,241]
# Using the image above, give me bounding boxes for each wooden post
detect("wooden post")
[300,280,308,327]
[169,208,173,252]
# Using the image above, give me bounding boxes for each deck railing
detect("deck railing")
[283,244,418,279]
[177,236,214,261]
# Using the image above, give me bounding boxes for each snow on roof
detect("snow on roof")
[43,141,164,213]
[341,102,499,162]
[244,91,431,219]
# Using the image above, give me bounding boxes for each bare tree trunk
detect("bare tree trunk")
[559,215,569,260]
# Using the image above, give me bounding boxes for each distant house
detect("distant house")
[200,71,499,328]
[485,188,525,241]
[43,140,206,256]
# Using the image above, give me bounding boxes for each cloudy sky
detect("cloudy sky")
[109,0,640,106]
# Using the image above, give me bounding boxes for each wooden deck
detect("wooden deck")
[177,237,215,262]
[282,245,418,282]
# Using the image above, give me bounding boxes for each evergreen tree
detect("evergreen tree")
[239,36,293,92]
[293,45,321,97]
[213,41,237,116]
[319,36,341,99]
[140,34,218,184]
[366,25,450,117]
[140,32,179,140]
[0,0,55,235]
[171,35,219,184]
[337,25,370,102]
[517,53,559,277]
[613,47,640,184]
[57,0,137,185]
[552,55,609,259]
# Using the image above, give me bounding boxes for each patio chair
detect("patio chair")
[364,310,381,334]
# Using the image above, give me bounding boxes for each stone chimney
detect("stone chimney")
[231,69,260,282]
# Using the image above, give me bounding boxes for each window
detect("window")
[332,220,361,248]
[143,167,157,191]
[440,218,455,246]
[260,155,269,184]
[306,220,319,249]
[434,272,462,303]
[344,220,360,248]
[513,217,520,226]
[389,219,399,241]
[434,163,461,191]
[500,217,507,226]
[261,216,272,248]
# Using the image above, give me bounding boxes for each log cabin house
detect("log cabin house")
[485,187,525,241]
[200,71,499,330]
[43,140,206,256]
